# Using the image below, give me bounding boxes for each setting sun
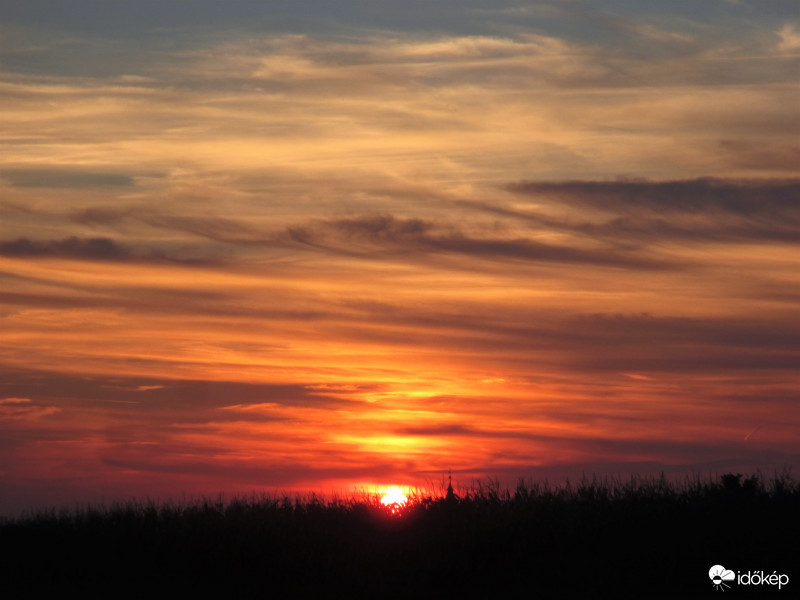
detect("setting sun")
[380,487,409,512]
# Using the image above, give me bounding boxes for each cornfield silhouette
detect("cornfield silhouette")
[2,471,797,597]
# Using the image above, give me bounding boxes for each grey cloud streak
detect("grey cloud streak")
[58,177,800,260]
[0,236,221,265]
[72,204,678,269]
[0,236,132,261]
[0,169,135,189]
[501,177,800,245]
[122,178,798,263]
[284,214,676,270]
[505,178,800,216]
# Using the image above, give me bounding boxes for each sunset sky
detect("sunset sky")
[1,0,798,515]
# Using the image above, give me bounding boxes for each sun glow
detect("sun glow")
[380,486,408,513]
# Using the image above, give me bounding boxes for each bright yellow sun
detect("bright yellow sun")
[380,486,408,512]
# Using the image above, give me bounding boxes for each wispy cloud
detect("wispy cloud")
[0,396,59,421]
[0,237,131,260]
[504,178,800,244]
[777,23,800,52]
[282,214,675,269]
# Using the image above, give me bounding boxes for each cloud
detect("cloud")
[717,139,800,172]
[67,204,682,269]
[0,235,226,265]
[777,24,800,52]
[503,178,800,244]
[0,397,33,404]
[566,313,800,373]
[505,177,800,215]
[0,169,135,189]
[0,369,347,414]
[556,4,694,45]
[284,214,674,270]
[74,207,263,246]
[0,237,131,260]
[0,397,59,421]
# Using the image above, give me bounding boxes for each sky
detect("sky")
[1,0,798,515]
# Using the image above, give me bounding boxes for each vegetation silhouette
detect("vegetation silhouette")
[2,471,797,597]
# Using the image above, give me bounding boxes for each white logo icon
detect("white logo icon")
[709,565,736,591]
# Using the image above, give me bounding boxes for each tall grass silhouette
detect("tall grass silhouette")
[2,471,797,596]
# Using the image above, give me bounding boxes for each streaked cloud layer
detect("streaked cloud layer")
[1,1,798,513]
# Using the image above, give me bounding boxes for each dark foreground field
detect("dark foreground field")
[2,472,797,597]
